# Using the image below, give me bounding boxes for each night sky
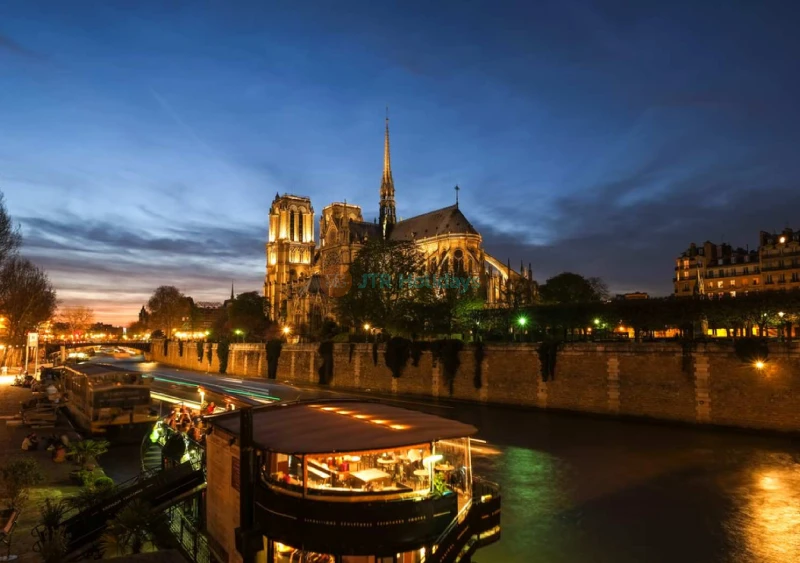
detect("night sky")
[2,1,800,324]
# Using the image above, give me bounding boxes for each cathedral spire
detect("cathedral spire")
[379,107,396,238]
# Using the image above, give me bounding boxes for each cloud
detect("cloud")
[18,214,266,324]
[474,141,800,296]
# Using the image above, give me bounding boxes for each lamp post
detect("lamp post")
[234,329,245,343]
[778,311,786,342]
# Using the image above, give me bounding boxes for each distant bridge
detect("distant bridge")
[43,341,151,356]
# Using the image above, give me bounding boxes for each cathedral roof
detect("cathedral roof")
[348,221,382,243]
[389,205,479,241]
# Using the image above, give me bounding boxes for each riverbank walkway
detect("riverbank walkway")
[0,379,82,562]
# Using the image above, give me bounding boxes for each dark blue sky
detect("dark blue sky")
[2,1,800,322]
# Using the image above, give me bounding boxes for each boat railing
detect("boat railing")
[422,476,501,563]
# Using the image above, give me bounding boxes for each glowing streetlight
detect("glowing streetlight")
[593,318,601,325]
[517,316,527,327]
[282,326,291,335]
[755,360,765,370]
[363,323,371,331]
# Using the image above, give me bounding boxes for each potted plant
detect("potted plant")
[67,439,109,470]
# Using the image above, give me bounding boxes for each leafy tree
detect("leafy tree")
[335,238,428,335]
[539,272,608,304]
[227,291,270,340]
[0,457,44,510]
[58,306,94,339]
[0,191,21,270]
[0,257,57,365]
[146,286,191,336]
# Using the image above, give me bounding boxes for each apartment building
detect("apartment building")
[674,241,760,298]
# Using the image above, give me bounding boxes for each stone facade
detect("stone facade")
[151,340,800,433]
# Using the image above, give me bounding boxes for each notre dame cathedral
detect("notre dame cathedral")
[264,116,536,332]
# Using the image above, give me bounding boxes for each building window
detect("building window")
[717,281,723,288]
[753,278,759,285]
[730,291,736,298]
[730,280,736,287]
[298,214,304,242]
[289,212,296,242]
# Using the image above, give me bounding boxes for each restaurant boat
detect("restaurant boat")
[204,399,501,563]
[60,363,158,440]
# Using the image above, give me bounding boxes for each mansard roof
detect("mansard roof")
[389,205,479,241]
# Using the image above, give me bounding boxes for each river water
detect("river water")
[98,358,800,562]
[441,403,800,563]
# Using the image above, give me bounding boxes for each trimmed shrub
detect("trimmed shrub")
[94,476,114,491]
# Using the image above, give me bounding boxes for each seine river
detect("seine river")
[102,359,800,563]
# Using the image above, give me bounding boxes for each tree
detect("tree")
[146,286,191,336]
[227,291,270,340]
[58,306,94,339]
[0,192,20,271]
[539,272,607,304]
[0,257,57,365]
[0,457,44,510]
[335,238,427,335]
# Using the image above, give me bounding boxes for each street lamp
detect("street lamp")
[198,387,205,409]
[234,329,244,342]
[363,323,371,332]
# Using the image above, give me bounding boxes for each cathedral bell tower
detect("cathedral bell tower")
[379,111,396,238]
[264,194,315,322]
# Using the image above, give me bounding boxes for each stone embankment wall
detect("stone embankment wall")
[151,340,800,433]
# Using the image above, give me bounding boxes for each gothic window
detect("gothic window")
[454,249,464,274]
[441,257,449,273]
[290,211,296,242]
[468,258,473,274]
[290,248,300,263]
[298,213,304,242]
[430,257,437,273]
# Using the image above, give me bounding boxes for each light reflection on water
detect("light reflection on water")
[455,406,800,563]
[731,459,800,563]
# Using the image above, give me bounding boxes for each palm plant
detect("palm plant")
[101,499,164,555]
[67,439,110,468]
[38,498,68,541]
[39,528,68,563]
